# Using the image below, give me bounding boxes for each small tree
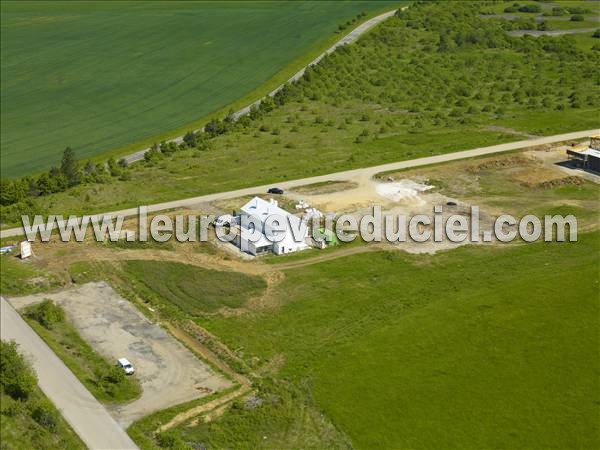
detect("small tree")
[36,173,54,196]
[48,166,67,192]
[107,157,120,177]
[0,179,27,206]
[144,146,161,163]
[183,131,197,147]
[60,147,80,186]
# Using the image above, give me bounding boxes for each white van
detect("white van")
[117,358,135,375]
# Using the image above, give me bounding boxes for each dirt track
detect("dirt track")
[2,128,596,240]
[508,27,598,37]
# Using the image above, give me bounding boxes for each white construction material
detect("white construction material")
[375,180,434,205]
[20,241,32,259]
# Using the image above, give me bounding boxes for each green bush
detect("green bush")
[549,7,567,16]
[102,365,126,385]
[0,340,37,400]
[32,400,58,430]
[156,431,190,449]
[567,7,591,15]
[518,4,541,13]
[571,15,585,22]
[25,300,64,330]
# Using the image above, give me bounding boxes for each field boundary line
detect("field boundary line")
[156,321,254,432]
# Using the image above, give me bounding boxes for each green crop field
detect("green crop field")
[2,1,598,228]
[0,0,399,177]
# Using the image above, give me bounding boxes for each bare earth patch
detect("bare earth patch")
[291,181,359,195]
[8,282,231,427]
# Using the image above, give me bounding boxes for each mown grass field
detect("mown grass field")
[189,232,600,449]
[122,260,267,315]
[69,259,267,317]
[0,0,399,177]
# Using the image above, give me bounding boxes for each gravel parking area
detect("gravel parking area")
[9,282,231,426]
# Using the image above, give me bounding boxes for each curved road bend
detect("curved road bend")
[1,128,597,239]
[122,8,401,164]
[1,297,139,450]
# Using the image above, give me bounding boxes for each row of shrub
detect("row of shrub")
[1,340,61,431]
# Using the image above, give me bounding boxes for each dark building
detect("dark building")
[567,135,600,173]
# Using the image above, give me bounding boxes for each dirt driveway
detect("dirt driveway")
[9,282,231,427]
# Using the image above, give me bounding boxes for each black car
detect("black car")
[267,187,284,195]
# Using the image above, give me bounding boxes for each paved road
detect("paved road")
[2,128,597,239]
[0,297,139,450]
[122,8,400,164]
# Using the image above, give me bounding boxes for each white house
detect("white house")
[235,197,309,256]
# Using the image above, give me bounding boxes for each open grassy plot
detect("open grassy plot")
[0,0,399,177]
[0,341,85,450]
[0,254,60,296]
[23,300,142,404]
[123,260,267,315]
[186,232,600,449]
[572,31,600,51]
[70,260,267,316]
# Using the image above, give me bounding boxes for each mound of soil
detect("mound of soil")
[468,156,531,173]
[535,176,585,190]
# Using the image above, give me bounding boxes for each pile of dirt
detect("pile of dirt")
[467,156,531,173]
[535,176,585,190]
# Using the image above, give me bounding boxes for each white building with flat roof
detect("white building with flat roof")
[236,197,309,256]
